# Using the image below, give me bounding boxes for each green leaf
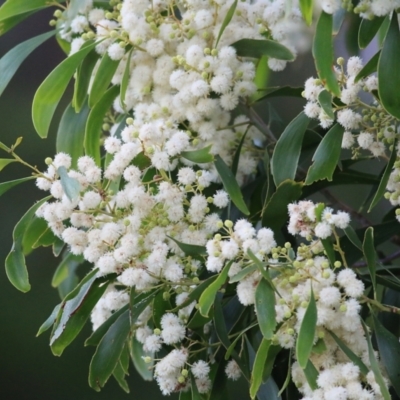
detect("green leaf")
[85,85,119,166]
[5,197,49,292]
[232,129,249,176]
[355,51,380,82]
[305,124,344,185]
[262,180,303,233]
[50,270,112,356]
[191,373,204,400]
[22,215,48,255]
[321,238,336,267]
[198,261,232,317]
[254,86,303,103]
[296,288,317,369]
[88,52,120,108]
[0,31,54,97]
[378,13,400,120]
[57,166,80,203]
[373,314,400,396]
[214,155,249,215]
[56,102,90,168]
[363,227,377,297]
[368,141,397,212]
[299,0,313,26]
[181,145,214,164]
[328,330,369,375]
[130,289,159,324]
[36,304,61,337]
[0,158,16,171]
[32,40,97,138]
[167,236,206,259]
[130,336,153,381]
[112,361,129,393]
[361,320,391,400]
[215,0,238,47]
[89,310,130,391]
[232,39,294,61]
[359,16,385,49]
[250,339,271,399]
[312,12,341,97]
[343,225,363,250]
[0,11,35,36]
[271,111,309,186]
[73,50,98,112]
[257,377,281,400]
[317,90,334,120]
[0,176,35,198]
[52,253,83,288]
[0,0,59,19]
[120,49,132,108]
[229,264,258,283]
[85,305,129,347]
[303,360,318,390]
[312,338,327,355]
[255,279,276,340]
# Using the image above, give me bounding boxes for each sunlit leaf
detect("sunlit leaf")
[355,51,380,82]
[181,145,214,164]
[250,339,271,399]
[299,0,313,26]
[130,336,153,381]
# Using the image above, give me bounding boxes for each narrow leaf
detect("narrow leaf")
[0,0,60,20]
[299,0,313,26]
[343,225,363,250]
[22,215,48,255]
[318,90,334,120]
[255,279,276,340]
[359,16,385,49]
[329,330,369,374]
[0,31,54,97]
[120,49,132,108]
[229,264,258,283]
[262,179,303,233]
[167,236,206,259]
[32,40,96,138]
[0,11,35,36]
[355,51,380,82]
[36,304,61,337]
[215,0,238,47]
[296,288,317,369]
[368,141,396,212]
[51,253,83,288]
[88,52,120,108]
[312,12,341,96]
[198,261,231,317]
[250,339,271,399]
[303,360,318,390]
[85,305,129,347]
[271,111,309,186]
[0,158,16,171]
[361,320,391,400]
[57,166,80,203]
[130,289,159,324]
[305,124,344,185]
[181,145,214,164]
[85,85,119,166]
[255,86,303,103]
[363,227,377,297]
[378,13,400,120]
[0,176,35,197]
[232,39,294,61]
[130,336,153,381]
[214,154,249,215]
[73,50,98,112]
[56,102,90,168]
[89,310,130,391]
[50,270,112,355]
[5,197,49,292]
[373,314,400,396]
[112,361,129,393]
